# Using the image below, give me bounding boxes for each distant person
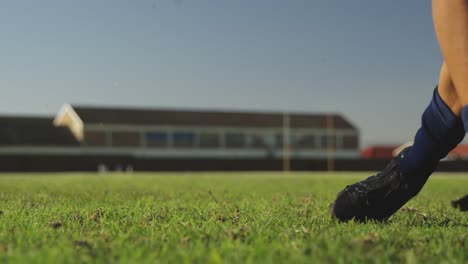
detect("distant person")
[330,1,468,221]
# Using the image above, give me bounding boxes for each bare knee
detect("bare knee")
[438,63,462,115]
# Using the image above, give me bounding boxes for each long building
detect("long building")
[0,104,361,171]
[53,104,359,159]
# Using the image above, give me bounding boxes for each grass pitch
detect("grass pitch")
[0,172,466,263]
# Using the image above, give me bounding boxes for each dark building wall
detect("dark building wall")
[0,117,79,146]
[0,155,466,172]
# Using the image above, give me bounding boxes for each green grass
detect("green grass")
[0,172,466,263]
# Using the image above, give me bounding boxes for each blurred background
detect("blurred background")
[1,0,468,172]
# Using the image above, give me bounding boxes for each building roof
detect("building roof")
[71,105,357,130]
[0,116,80,146]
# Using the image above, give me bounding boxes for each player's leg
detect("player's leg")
[399,64,464,176]
[330,0,468,221]
[438,63,462,116]
[432,0,468,127]
[330,68,465,222]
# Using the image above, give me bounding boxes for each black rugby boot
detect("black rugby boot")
[330,148,432,222]
[451,195,468,212]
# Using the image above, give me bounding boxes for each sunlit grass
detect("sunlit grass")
[0,172,466,263]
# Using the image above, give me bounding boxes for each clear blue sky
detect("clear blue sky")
[0,0,444,146]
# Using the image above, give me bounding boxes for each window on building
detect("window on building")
[199,133,220,148]
[173,131,195,148]
[146,132,168,147]
[250,134,268,148]
[112,131,140,147]
[318,134,339,149]
[319,135,328,149]
[225,133,246,148]
[85,131,107,146]
[275,134,283,148]
[295,135,316,149]
[275,134,296,149]
[334,135,342,149]
[342,135,358,149]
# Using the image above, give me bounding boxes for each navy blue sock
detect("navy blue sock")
[461,105,468,132]
[399,87,465,176]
